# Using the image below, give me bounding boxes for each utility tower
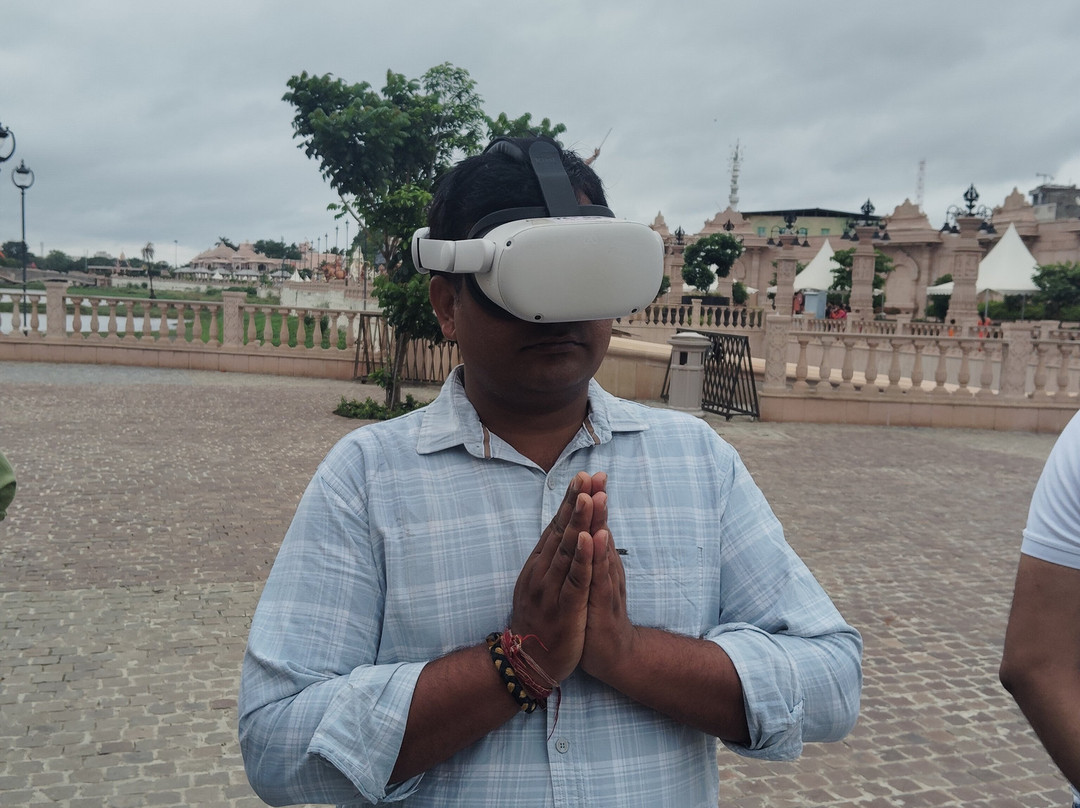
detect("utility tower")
[729,140,741,210]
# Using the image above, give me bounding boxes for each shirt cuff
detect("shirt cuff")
[308,661,427,803]
[705,623,805,760]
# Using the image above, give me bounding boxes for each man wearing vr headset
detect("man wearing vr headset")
[240,137,862,807]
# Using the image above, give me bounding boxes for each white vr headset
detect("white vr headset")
[411,137,664,323]
[412,217,664,323]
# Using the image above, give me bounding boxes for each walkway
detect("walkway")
[0,361,1069,807]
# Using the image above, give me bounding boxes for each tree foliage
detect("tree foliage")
[829,247,894,294]
[284,63,565,407]
[486,112,566,141]
[1033,262,1080,318]
[681,232,744,293]
[254,239,302,260]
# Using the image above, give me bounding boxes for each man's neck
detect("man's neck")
[464,377,591,472]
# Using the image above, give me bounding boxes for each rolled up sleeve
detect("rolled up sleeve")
[239,460,425,805]
[705,452,863,760]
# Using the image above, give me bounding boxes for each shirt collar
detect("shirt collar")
[415,366,649,458]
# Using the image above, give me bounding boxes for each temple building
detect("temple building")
[654,182,1080,317]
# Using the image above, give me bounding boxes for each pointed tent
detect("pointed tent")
[976,222,1038,294]
[793,239,840,292]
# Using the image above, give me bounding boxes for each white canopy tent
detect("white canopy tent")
[976,222,1038,295]
[793,239,840,292]
[926,223,1038,297]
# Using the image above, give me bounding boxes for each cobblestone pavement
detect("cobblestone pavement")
[0,360,1071,807]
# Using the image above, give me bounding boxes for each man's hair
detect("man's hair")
[426,136,608,242]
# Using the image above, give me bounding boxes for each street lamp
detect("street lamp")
[12,160,35,335]
[0,122,14,165]
[766,212,809,248]
[940,184,996,236]
[841,199,890,242]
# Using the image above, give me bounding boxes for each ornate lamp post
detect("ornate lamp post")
[940,184,995,327]
[840,199,889,320]
[766,212,810,248]
[12,160,35,335]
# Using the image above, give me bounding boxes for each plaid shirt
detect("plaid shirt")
[239,368,862,807]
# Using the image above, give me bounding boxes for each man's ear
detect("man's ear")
[428,275,459,342]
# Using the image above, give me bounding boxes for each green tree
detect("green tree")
[1033,262,1080,318]
[284,63,563,408]
[681,232,744,294]
[254,239,302,260]
[829,247,894,301]
[141,242,156,299]
[218,237,238,251]
[486,112,566,141]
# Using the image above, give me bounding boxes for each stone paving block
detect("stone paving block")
[0,361,1073,807]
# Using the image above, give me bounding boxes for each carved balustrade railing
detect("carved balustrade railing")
[0,289,459,384]
[779,323,1078,399]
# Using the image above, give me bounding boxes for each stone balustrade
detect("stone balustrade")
[3,284,1077,431]
[761,315,1079,431]
[0,286,459,384]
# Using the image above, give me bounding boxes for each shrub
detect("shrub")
[334,394,426,420]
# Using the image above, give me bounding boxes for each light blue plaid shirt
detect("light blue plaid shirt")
[240,368,862,807]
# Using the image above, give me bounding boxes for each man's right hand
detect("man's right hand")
[510,471,600,683]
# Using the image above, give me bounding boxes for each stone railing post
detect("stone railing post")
[763,314,793,392]
[999,321,1034,400]
[667,331,712,414]
[690,297,702,327]
[45,280,68,339]
[223,291,245,347]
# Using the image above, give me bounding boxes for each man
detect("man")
[240,136,862,807]
[1001,409,1080,805]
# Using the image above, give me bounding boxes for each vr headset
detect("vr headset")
[412,139,664,323]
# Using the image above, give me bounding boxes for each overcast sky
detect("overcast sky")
[2,1,1079,265]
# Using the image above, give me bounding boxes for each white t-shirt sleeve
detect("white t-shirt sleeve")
[1021,410,1080,569]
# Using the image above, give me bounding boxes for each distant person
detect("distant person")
[947,318,957,337]
[239,136,862,807]
[792,290,805,315]
[1001,410,1080,805]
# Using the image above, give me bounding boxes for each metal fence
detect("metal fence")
[698,331,760,419]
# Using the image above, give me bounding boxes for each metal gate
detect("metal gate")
[694,330,759,419]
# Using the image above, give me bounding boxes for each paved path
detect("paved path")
[0,361,1071,807]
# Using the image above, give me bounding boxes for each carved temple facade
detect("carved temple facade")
[653,186,1080,320]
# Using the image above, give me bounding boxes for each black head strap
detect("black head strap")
[468,138,614,238]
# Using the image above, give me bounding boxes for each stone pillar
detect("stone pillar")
[999,321,1034,400]
[944,216,985,330]
[45,280,68,339]
[774,247,797,318]
[849,226,877,321]
[223,291,245,347]
[763,314,793,392]
[667,331,712,414]
[666,243,685,301]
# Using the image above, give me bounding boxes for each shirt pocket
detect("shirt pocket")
[621,540,705,638]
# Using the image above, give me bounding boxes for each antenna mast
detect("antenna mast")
[916,159,926,210]
[729,140,741,210]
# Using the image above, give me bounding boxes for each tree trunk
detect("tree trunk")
[385,335,409,410]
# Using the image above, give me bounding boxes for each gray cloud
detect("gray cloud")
[2,0,1077,263]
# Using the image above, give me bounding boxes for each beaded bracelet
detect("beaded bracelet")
[486,632,545,713]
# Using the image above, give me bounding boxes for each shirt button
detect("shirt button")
[554,738,570,754]
[546,477,557,490]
